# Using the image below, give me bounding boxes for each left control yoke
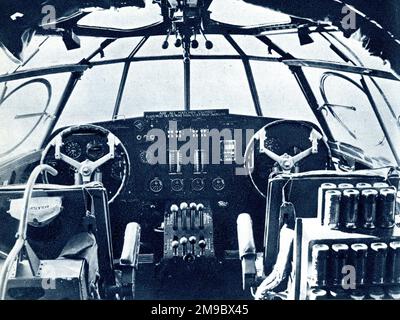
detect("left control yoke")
[53,133,119,183]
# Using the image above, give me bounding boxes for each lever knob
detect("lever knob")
[171,204,179,230]
[197,203,204,229]
[180,202,188,210]
[189,202,197,210]
[189,236,196,254]
[198,239,206,255]
[180,237,188,255]
[180,202,188,230]
[189,236,197,244]
[171,240,179,256]
[189,203,196,229]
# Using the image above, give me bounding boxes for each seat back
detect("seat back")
[0,183,115,290]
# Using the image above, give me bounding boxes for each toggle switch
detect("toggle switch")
[197,203,204,229]
[170,204,179,230]
[180,237,188,255]
[180,202,188,230]
[189,236,196,254]
[171,239,179,256]
[194,149,206,173]
[189,202,196,229]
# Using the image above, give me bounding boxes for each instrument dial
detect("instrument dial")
[171,178,184,192]
[212,177,225,191]
[111,158,126,181]
[86,139,105,160]
[139,150,149,164]
[149,177,163,193]
[64,141,82,159]
[191,178,205,191]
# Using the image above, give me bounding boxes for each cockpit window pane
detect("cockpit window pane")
[0,73,69,159]
[56,64,124,129]
[305,68,396,163]
[251,61,317,122]
[118,61,184,116]
[190,60,256,115]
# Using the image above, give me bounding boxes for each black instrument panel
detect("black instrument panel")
[93,110,277,202]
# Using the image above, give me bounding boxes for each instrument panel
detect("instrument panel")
[92,109,277,201]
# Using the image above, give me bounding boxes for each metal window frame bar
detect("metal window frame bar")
[113,36,148,118]
[1,55,397,84]
[224,34,263,116]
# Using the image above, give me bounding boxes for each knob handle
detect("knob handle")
[171,240,179,256]
[179,202,188,210]
[171,204,179,230]
[180,237,188,255]
[180,202,188,230]
[189,236,197,244]
[189,202,197,210]
[189,203,197,229]
[197,203,204,229]
[198,239,206,255]
[189,236,196,254]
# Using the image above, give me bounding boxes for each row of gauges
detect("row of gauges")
[149,177,225,193]
[63,139,106,161]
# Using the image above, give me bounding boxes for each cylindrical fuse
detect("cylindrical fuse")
[360,189,378,229]
[309,244,330,287]
[387,241,400,284]
[330,244,349,286]
[369,287,386,300]
[373,182,390,188]
[324,190,341,229]
[319,183,337,225]
[369,242,388,285]
[350,243,368,285]
[341,189,360,229]
[338,183,354,189]
[377,188,396,228]
[356,182,372,189]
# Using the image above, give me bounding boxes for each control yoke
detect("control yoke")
[258,128,322,172]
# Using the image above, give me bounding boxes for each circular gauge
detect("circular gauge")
[171,178,184,192]
[64,141,82,159]
[191,178,205,191]
[134,120,145,132]
[139,150,148,164]
[149,177,163,193]
[111,159,126,181]
[212,177,225,191]
[86,139,105,160]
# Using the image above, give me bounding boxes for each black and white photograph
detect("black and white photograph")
[0,0,400,308]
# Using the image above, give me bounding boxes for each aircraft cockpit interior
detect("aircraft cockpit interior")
[0,0,400,301]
